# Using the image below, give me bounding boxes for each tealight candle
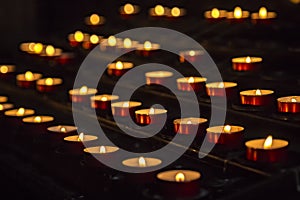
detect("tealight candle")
[165,7,186,18]
[251,7,277,24]
[40,45,62,58]
[16,71,42,88]
[156,170,201,197]
[176,77,207,92]
[206,125,244,148]
[240,89,274,106]
[231,56,262,71]
[99,36,122,51]
[179,50,204,63]
[136,41,160,56]
[0,96,8,103]
[111,101,142,117]
[0,65,15,76]
[107,61,134,77]
[122,156,162,168]
[47,125,77,136]
[19,42,36,53]
[4,107,35,118]
[0,103,14,113]
[227,6,249,22]
[145,71,173,85]
[119,3,140,17]
[36,78,63,92]
[68,31,89,47]
[173,117,208,135]
[82,34,102,50]
[90,94,119,110]
[85,14,105,26]
[245,135,288,162]
[277,96,300,113]
[204,8,227,21]
[149,5,167,17]
[135,108,167,125]
[116,38,139,52]
[69,86,97,103]
[63,132,99,155]
[22,115,54,124]
[205,82,237,97]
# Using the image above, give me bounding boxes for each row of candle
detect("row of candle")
[20,42,63,57]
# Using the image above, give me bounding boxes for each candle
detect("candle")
[0,65,15,76]
[111,101,142,117]
[135,108,167,125]
[173,117,208,135]
[145,71,173,85]
[205,82,237,97]
[69,86,97,103]
[245,135,288,162]
[0,103,14,113]
[165,7,186,18]
[16,71,42,88]
[107,61,134,77]
[227,6,249,22]
[251,7,277,24]
[156,170,201,197]
[68,31,89,47]
[231,56,263,71]
[5,107,35,118]
[0,96,8,103]
[40,45,62,57]
[176,77,207,92]
[149,5,167,17]
[85,14,105,26]
[206,125,244,148]
[116,38,139,52]
[22,115,54,124]
[277,96,300,113]
[204,8,227,21]
[82,34,102,50]
[47,125,77,134]
[122,156,162,168]
[19,42,36,53]
[90,94,119,110]
[179,50,204,63]
[240,89,274,106]
[36,78,63,92]
[63,132,98,155]
[119,3,140,17]
[84,146,119,154]
[99,36,122,51]
[136,41,160,56]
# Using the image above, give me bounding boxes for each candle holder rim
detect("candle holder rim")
[206,125,244,133]
[240,89,274,96]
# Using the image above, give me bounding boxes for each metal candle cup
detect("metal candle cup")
[36,78,63,92]
[145,71,173,85]
[179,50,204,63]
[90,94,119,110]
[69,86,97,103]
[232,57,262,71]
[173,117,208,135]
[240,89,274,106]
[111,101,142,117]
[205,82,237,97]
[277,96,300,113]
[16,72,42,88]
[176,77,207,92]
[135,108,167,125]
[107,61,133,77]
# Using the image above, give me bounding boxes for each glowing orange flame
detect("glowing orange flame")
[78,133,84,141]
[263,135,273,149]
[25,71,34,81]
[138,157,146,167]
[99,146,106,154]
[211,8,220,18]
[223,125,232,133]
[175,172,185,182]
[16,108,25,116]
[116,61,123,70]
[233,7,242,19]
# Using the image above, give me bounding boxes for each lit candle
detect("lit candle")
[16,71,42,88]
[206,125,244,148]
[205,82,237,97]
[176,77,207,92]
[40,45,62,57]
[0,96,8,103]
[119,3,140,17]
[227,6,249,22]
[84,145,119,155]
[5,107,35,118]
[122,156,162,168]
[231,56,263,71]
[145,71,173,85]
[69,86,97,103]
[165,7,186,18]
[173,117,208,135]
[0,103,14,113]
[179,50,204,63]
[107,61,134,77]
[47,125,77,134]
[19,42,36,53]
[111,101,142,117]
[32,43,44,55]
[156,170,201,197]
[22,115,54,124]
[68,31,89,47]
[136,41,160,56]
[149,5,167,17]
[82,34,102,50]
[251,7,277,24]
[64,132,98,143]
[135,108,167,125]
[245,135,288,162]
[116,38,139,52]
[204,8,227,21]
[36,78,63,92]
[240,89,274,106]
[99,36,122,51]
[85,13,105,26]
[277,96,300,113]
[0,65,15,76]
[63,132,98,155]
[90,94,119,110]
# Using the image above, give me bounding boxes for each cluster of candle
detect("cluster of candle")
[20,42,63,57]
[68,30,103,49]
[149,5,186,18]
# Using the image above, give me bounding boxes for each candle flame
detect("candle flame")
[28,43,35,51]
[60,127,67,133]
[233,6,242,19]
[171,7,181,17]
[263,135,273,149]
[99,146,106,154]
[89,14,100,25]
[255,89,262,96]
[16,108,25,116]
[188,77,195,83]
[34,116,42,123]
[124,3,134,14]
[79,86,88,94]
[123,102,130,107]
[101,96,108,101]
[46,45,55,56]
[189,50,195,56]
[245,56,251,63]
[187,120,192,124]
[223,125,232,133]
[74,31,84,42]
[25,71,34,81]
[218,82,225,88]
[45,78,54,86]
[144,41,152,50]
[138,157,147,167]
[90,34,99,44]
[259,7,268,19]
[116,61,123,70]
[291,98,297,103]
[0,104,3,110]
[0,65,8,74]
[123,38,132,48]
[34,43,43,54]
[211,8,220,18]
[154,5,165,16]
[149,108,155,114]
[108,36,117,46]
[175,172,185,182]
[78,132,84,141]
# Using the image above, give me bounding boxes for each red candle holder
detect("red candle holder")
[205,82,237,97]
[69,86,97,103]
[99,36,122,52]
[55,52,74,65]
[204,8,227,22]
[251,7,277,24]
[165,7,186,18]
[176,77,207,92]
[145,71,173,86]
[136,41,160,57]
[245,135,288,163]
[84,14,105,27]
[179,50,204,63]
[90,94,119,110]
[173,117,207,135]
[240,89,274,106]
[119,3,140,18]
[39,46,62,59]
[135,108,167,125]
[22,115,55,134]
[116,38,139,53]
[231,56,262,71]
[226,7,249,23]
[16,71,42,88]
[107,61,134,77]
[36,78,62,92]
[149,5,168,18]
[111,101,142,117]
[82,34,102,50]
[68,31,89,47]
[277,96,300,113]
